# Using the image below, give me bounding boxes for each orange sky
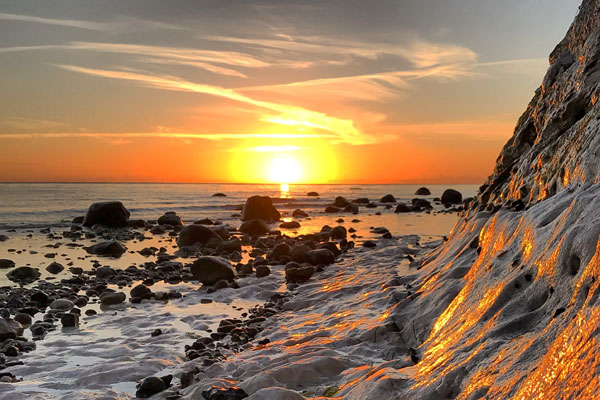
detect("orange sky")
[0,1,580,184]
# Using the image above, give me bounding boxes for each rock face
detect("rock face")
[83,201,130,227]
[241,196,280,223]
[190,256,235,286]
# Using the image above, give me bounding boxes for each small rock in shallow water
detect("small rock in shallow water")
[61,313,79,328]
[45,262,64,274]
[85,241,127,258]
[0,259,15,269]
[256,265,270,278]
[191,256,235,286]
[7,266,40,283]
[363,241,377,248]
[50,299,74,311]
[100,292,126,305]
[136,376,166,398]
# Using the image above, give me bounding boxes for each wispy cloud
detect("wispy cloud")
[0,12,187,32]
[54,64,376,145]
[0,132,329,140]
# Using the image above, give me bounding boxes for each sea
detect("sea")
[0,183,479,230]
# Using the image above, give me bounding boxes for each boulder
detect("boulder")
[279,221,301,229]
[177,225,221,247]
[50,299,75,311]
[95,266,116,279]
[441,189,463,205]
[290,244,312,263]
[307,192,319,197]
[217,238,242,253]
[395,203,411,213]
[61,313,79,328]
[239,219,270,236]
[344,204,359,213]
[415,187,431,195]
[380,194,396,203]
[256,265,271,278]
[241,196,280,223]
[45,262,64,274]
[136,376,166,398]
[268,243,290,260]
[353,198,370,204]
[85,241,127,258]
[190,257,235,286]
[292,209,308,218]
[0,259,15,269]
[330,226,347,240]
[308,249,335,265]
[333,196,351,208]
[325,206,342,213]
[7,266,40,283]
[412,198,433,210]
[0,318,22,341]
[100,291,126,305]
[285,265,316,283]
[130,284,152,299]
[83,201,130,227]
[212,193,227,197]
[157,212,183,226]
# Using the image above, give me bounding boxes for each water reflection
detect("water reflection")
[280,183,291,198]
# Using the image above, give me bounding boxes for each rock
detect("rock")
[157,212,183,226]
[441,189,463,205]
[50,299,75,311]
[0,319,22,341]
[344,203,359,213]
[380,194,396,203]
[325,206,342,213]
[241,195,280,223]
[279,221,301,229]
[363,241,377,248]
[194,218,214,225]
[412,198,433,210]
[127,219,146,228]
[45,262,64,274]
[72,216,85,224]
[239,219,270,236]
[85,241,127,258]
[130,284,152,299]
[212,193,227,197]
[61,313,79,328]
[178,224,221,247]
[308,249,335,265]
[136,376,166,398]
[202,387,248,400]
[7,266,40,283]
[0,259,15,269]
[290,244,311,263]
[14,313,32,327]
[256,265,271,278]
[100,292,126,305]
[395,203,411,213]
[190,257,235,286]
[333,196,351,208]
[353,198,370,204]
[318,242,342,257]
[217,238,242,253]
[292,209,308,218]
[330,226,347,240]
[248,387,303,400]
[268,243,290,260]
[83,201,130,227]
[95,266,116,279]
[415,187,431,195]
[306,192,319,197]
[285,265,316,283]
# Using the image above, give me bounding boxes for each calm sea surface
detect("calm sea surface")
[0,183,479,229]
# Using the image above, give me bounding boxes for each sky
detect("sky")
[0,0,581,184]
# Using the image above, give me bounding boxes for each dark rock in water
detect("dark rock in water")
[95,266,116,279]
[212,193,227,197]
[366,203,377,208]
[290,244,311,263]
[285,265,316,283]
[14,313,32,327]
[441,189,463,205]
[85,241,127,258]
[333,196,351,208]
[202,386,248,400]
[158,212,183,226]
[321,225,332,232]
[279,221,301,229]
[415,187,431,195]
[72,216,84,224]
[30,291,49,304]
[0,319,22,341]
[307,192,319,197]
[61,313,79,328]
[395,203,411,213]
[83,201,130,227]
[7,266,40,283]
[239,219,269,236]
[0,259,15,269]
[330,226,347,240]
[50,299,74,311]
[136,376,166,398]
[412,198,433,210]
[0,235,8,242]
[217,238,242,253]
[363,241,377,248]
[308,249,335,265]
[353,198,370,204]
[194,218,214,225]
[318,242,341,257]
[127,219,146,228]
[292,209,308,218]
[268,243,290,260]
[325,206,342,213]
[151,329,162,337]
[344,203,359,213]
[45,262,64,274]
[191,256,235,286]
[256,265,271,278]
[210,225,230,240]
[241,196,280,223]
[100,292,126,305]
[178,224,221,247]
[130,284,152,299]
[380,194,396,203]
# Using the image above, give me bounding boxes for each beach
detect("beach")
[0,183,472,399]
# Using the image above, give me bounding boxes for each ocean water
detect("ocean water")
[0,183,478,229]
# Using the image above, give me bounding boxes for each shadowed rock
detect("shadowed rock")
[85,241,127,258]
[241,196,280,223]
[191,256,235,285]
[178,224,221,247]
[83,201,130,227]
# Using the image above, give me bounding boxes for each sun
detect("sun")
[268,156,302,183]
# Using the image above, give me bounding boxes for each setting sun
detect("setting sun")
[268,156,302,183]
